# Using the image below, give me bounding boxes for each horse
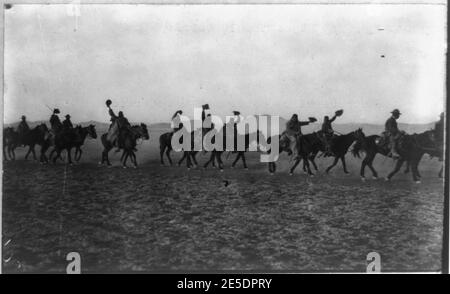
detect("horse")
[49,125,97,163]
[3,127,19,161]
[287,131,328,175]
[4,124,50,163]
[352,130,435,182]
[101,124,149,168]
[323,128,365,174]
[159,130,199,168]
[74,124,98,161]
[265,131,315,175]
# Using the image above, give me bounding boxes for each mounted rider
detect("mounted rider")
[17,115,30,145]
[201,104,214,132]
[62,114,74,131]
[171,110,184,132]
[384,109,404,159]
[48,108,63,144]
[281,114,316,157]
[106,99,131,149]
[321,109,343,155]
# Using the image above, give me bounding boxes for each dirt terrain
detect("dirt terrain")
[2,126,444,273]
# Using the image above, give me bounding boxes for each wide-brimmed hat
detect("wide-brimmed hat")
[391,109,401,115]
[53,108,60,114]
[202,104,210,110]
[233,111,240,116]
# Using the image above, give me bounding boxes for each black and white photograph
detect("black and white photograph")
[0,0,447,275]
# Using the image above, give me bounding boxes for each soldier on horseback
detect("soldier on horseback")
[281,114,316,157]
[171,110,184,132]
[321,109,343,155]
[106,99,131,149]
[62,114,74,131]
[201,104,214,132]
[17,115,30,146]
[384,109,403,159]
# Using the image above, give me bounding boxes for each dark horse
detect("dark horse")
[3,127,19,161]
[100,124,149,168]
[74,125,98,161]
[3,124,50,163]
[352,130,435,182]
[49,125,97,164]
[323,128,365,174]
[159,130,199,168]
[266,131,315,176]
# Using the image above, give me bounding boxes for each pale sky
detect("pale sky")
[3,4,447,124]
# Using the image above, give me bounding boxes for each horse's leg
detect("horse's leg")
[67,148,73,165]
[309,156,318,172]
[404,161,410,174]
[386,159,404,181]
[25,145,32,160]
[231,152,240,168]
[439,165,444,178]
[131,151,137,168]
[289,157,302,175]
[341,156,349,174]
[186,151,192,169]
[122,151,129,168]
[217,153,224,171]
[178,152,186,166]
[75,147,82,162]
[326,156,339,174]
[190,152,198,167]
[303,154,314,176]
[241,153,248,169]
[166,149,173,166]
[411,160,421,182]
[204,152,214,169]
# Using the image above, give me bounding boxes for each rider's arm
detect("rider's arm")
[329,115,337,123]
[299,121,310,126]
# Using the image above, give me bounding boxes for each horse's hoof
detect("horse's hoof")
[270,173,274,176]
[384,177,390,182]
[220,169,224,172]
[123,166,127,169]
[372,176,378,180]
[415,180,421,184]
[245,168,249,170]
[361,177,366,182]
[289,173,293,176]
[309,174,314,178]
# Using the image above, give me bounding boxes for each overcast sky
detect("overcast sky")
[3,4,446,124]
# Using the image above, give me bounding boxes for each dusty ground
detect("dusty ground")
[2,127,445,273]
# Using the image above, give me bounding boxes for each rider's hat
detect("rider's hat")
[202,104,210,110]
[21,115,26,120]
[53,108,60,114]
[65,114,71,119]
[391,109,401,115]
[233,111,240,116]
[106,99,112,107]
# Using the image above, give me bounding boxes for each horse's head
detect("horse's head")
[139,123,150,140]
[88,124,97,139]
[353,128,365,141]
